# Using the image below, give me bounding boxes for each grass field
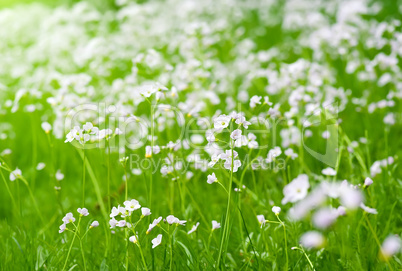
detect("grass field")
[0,0,401,270]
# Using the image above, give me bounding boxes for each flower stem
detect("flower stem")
[217,142,234,269]
[277,215,288,271]
[365,215,394,271]
[82,148,86,207]
[0,168,17,214]
[149,103,154,210]
[137,242,148,270]
[293,246,315,271]
[107,140,111,212]
[79,239,87,271]
[18,175,44,224]
[126,228,129,271]
[62,217,81,271]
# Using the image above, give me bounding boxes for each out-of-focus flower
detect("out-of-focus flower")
[282,174,309,204]
[9,168,22,181]
[41,122,52,133]
[300,231,325,249]
[322,167,336,176]
[380,235,401,260]
[36,163,46,170]
[207,172,217,184]
[55,170,64,181]
[257,215,266,228]
[312,208,338,229]
[284,148,298,159]
[364,177,373,187]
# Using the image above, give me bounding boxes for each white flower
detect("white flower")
[152,145,161,154]
[223,159,241,172]
[212,220,221,230]
[360,203,378,214]
[188,222,200,234]
[77,208,89,216]
[381,235,401,259]
[263,96,273,106]
[364,177,373,187]
[322,167,336,176]
[1,149,12,156]
[41,122,52,133]
[141,207,151,217]
[132,168,142,175]
[145,145,152,158]
[109,218,118,228]
[59,223,67,234]
[129,235,138,244]
[233,114,251,128]
[166,215,179,225]
[124,199,141,212]
[166,215,182,225]
[337,206,346,216]
[257,215,266,227]
[383,113,395,125]
[272,206,281,215]
[62,213,76,224]
[282,174,309,204]
[284,148,298,159]
[139,84,159,98]
[147,216,162,234]
[110,206,120,218]
[90,221,99,228]
[312,208,339,229]
[9,168,22,181]
[300,231,325,249]
[338,183,363,209]
[56,170,64,181]
[230,129,242,140]
[208,154,220,167]
[250,95,262,108]
[266,147,282,163]
[36,163,46,170]
[248,140,259,149]
[65,127,80,143]
[214,114,232,130]
[117,220,127,227]
[98,129,112,140]
[152,234,162,249]
[207,173,217,184]
[83,122,93,132]
[206,130,216,143]
[220,150,238,160]
[145,145,161,157]
[114,128,123,135]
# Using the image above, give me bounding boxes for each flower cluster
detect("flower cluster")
[59,208,98,234]
[65,122,122,144]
